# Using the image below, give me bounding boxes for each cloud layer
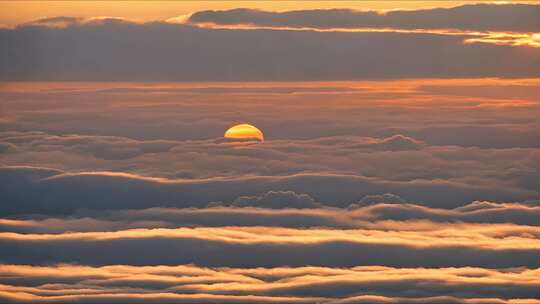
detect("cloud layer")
[1,77,540,301]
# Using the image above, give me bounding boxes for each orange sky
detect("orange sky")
[0,1,536,27]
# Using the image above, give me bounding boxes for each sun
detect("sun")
[224,123,264,142]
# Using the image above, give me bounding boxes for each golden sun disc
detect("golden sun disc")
[224,124,264,142]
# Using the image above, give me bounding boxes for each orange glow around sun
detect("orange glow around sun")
[224,124,264,142]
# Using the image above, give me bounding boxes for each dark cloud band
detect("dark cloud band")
[188,4,540,32]
[1,18,539,81]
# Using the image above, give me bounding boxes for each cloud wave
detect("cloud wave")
[1,224,540,268]
[2,200,540,233]
[1,166,536,216]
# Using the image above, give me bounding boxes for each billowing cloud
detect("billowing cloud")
[354,193,406,205]
[232,191,322,209]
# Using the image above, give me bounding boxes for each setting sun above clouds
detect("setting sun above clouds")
[1,1,540,303]
[224,123,264,142]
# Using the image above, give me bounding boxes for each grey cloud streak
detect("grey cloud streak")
[188,4,540,32]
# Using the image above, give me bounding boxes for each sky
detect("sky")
[1,1,538,27]
[1,1,540,304]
